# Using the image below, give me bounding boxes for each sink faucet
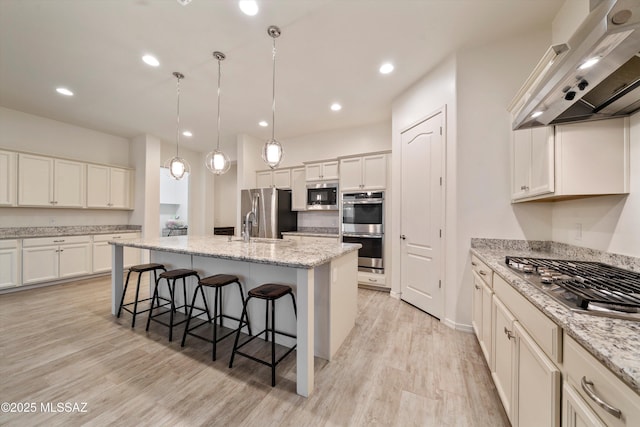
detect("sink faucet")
[243,210,256,242]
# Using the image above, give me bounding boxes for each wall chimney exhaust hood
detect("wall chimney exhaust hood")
[509,0,640,130]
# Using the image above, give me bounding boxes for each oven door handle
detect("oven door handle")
[342,200,383,205]
[342,233,383,239]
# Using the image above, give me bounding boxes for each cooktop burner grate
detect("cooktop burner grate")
[505,256,640,313]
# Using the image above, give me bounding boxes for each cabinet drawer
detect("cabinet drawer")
[23,235,91,247]
[471,255,493,287]
[93,232,139,242]
[494,274,561,363]
[564,335,640,427]
[358,271,386,286]
[0,239,18,250]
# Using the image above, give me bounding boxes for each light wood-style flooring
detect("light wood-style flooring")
[0,276,509,426]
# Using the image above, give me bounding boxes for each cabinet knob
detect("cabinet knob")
[474,284,480,290]
[504,327,515,340]
[400,235,406,240]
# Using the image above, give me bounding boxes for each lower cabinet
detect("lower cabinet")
[92,232,141,273]
[0,240,20,289]
[492,296,517,423]
[22,236,92,285]
[563,382,606,427]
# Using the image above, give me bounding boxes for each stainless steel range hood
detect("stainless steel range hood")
[509,0,640,130]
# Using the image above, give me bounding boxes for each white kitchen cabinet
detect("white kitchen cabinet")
[339,154,386,191]
[22,236,92,285]
[493,296,517,423]
[357,271,387,288]
[87,164,132,209]
[471,255,494,368]
[92,232,141,273]
[17,154,85,208]
[305,160,339,182]
[563,382,606,427]
[512,117,630,202]
[514,321,561,427]
[512,127,554,200]
[563,335,640,427]
[0,150,17,206]
[0,240,20,289]
[291,167,306,211]
[256,168,291,189]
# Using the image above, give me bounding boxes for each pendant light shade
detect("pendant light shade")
[166,72,190,180]
[262,25,284,169]
[205,51,231,175]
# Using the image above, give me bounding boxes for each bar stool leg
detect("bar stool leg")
[117,269,134,318]
[168,279,176,342]
[212,286,219,360]
[229,296,252,368]
[235,281,252,335]
[181,284,201,347]
[271,299,276,387]
[146,276,162,332]
[130,271,144,328]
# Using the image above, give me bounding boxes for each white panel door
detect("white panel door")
[512,129,531,199]
[0,150,17,206]
[23,246,59,284]
[54,159,85,207]
[87,164,110,207]
[529,126,555,197]
[109,168,130,209]
[0,246,19,288]
[18,154,54,206]
[59,243,92,278]
[400,112,443,319]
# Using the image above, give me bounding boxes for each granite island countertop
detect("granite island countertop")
[0,225,141,240]
[110,235,360,269]
[471,240,640,395]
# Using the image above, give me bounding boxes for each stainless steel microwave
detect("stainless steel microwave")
[306,182,338,210]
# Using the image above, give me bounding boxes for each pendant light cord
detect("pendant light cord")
[271,37,276,141]
[175,74,181,158]
[217,58,222,150]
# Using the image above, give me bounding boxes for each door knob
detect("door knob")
[400,235,406,240]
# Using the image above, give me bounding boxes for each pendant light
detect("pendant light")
[205,51,231,175]
[262,25,283,169]
[166,72,190,180]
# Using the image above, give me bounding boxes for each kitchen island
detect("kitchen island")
[110,235,360,397]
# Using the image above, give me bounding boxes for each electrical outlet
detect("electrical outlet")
[575,223,582,241]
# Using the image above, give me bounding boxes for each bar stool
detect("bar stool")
[229,283,297,387]
[117,263,167,328]
[181,274,252,361]
[146,268,201,342]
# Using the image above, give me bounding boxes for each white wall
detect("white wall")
[0,106,133,227]
[130,134,161,239]
[214,162,237,227]
[551,112,640,257]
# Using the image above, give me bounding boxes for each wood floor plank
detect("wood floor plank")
[0,276,509,426]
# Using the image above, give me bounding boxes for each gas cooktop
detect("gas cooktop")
[505,256,640,321]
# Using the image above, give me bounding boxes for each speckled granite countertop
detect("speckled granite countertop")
[471,239,640,395]
[282,227,340,238]
[111,235,360,269]
[0,225,141,239]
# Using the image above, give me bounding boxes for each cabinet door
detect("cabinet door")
[339,157,363,191]
[0,150,17,206]
[512,130,531,200]
[515,321,561,427]
[529,126,554,197]
[493,296,516,423]
[59,242,92,278]
[481,281,494,368]
[563,382,606,427]
[92,240,112,273]
[273,169,291,188]
[18,154,54,206]
[54,159,85,207]
[0,245,19,288]
[22,246,59,284]
[291,167,307,211]
[472,272,483,339]
[87,164,111,208]
[362,154,386,189]
[321,161,339,180]
[109,168,130,209]
[256,170,273,188]
[305,163,322,181]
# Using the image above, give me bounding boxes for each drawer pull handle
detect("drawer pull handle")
[503,327,515,340]
[474,284,480,290]
[581,376,622,419]
[471,262,478,267]
[479,270,487,276]
[368,278,377,283]
[53,240,65,243]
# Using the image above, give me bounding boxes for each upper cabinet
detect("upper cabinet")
[339,154,387,191]
[305,160,339,182]
[291,167,307,211]
[256,168,291,189]
[18,154,85,208]
[87,164,132,209]
[511,117,629,203]
[0,150,17,206]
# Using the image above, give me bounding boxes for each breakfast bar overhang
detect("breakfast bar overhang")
[110,235,360,397]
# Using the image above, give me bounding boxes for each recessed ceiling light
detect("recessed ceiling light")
[142,54,160,67]
[239,0,258,16]
[258,120,268,127]
[182,130,193,137]
[579,56,600,70]
[330,103,342,111]
[56,87,74,96]
[379,62,394,74]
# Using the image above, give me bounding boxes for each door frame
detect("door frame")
[393,105,447,321]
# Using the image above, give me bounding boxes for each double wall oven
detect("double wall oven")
[341,191,384,274]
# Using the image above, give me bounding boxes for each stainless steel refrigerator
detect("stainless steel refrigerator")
[240,188,297,239]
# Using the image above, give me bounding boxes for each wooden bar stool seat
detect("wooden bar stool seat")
[229,283,297,387]
[146,268,201,342]
[117,263,166,328]
[181,274,251,361]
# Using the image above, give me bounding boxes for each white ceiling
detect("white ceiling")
[0,0,562,156]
